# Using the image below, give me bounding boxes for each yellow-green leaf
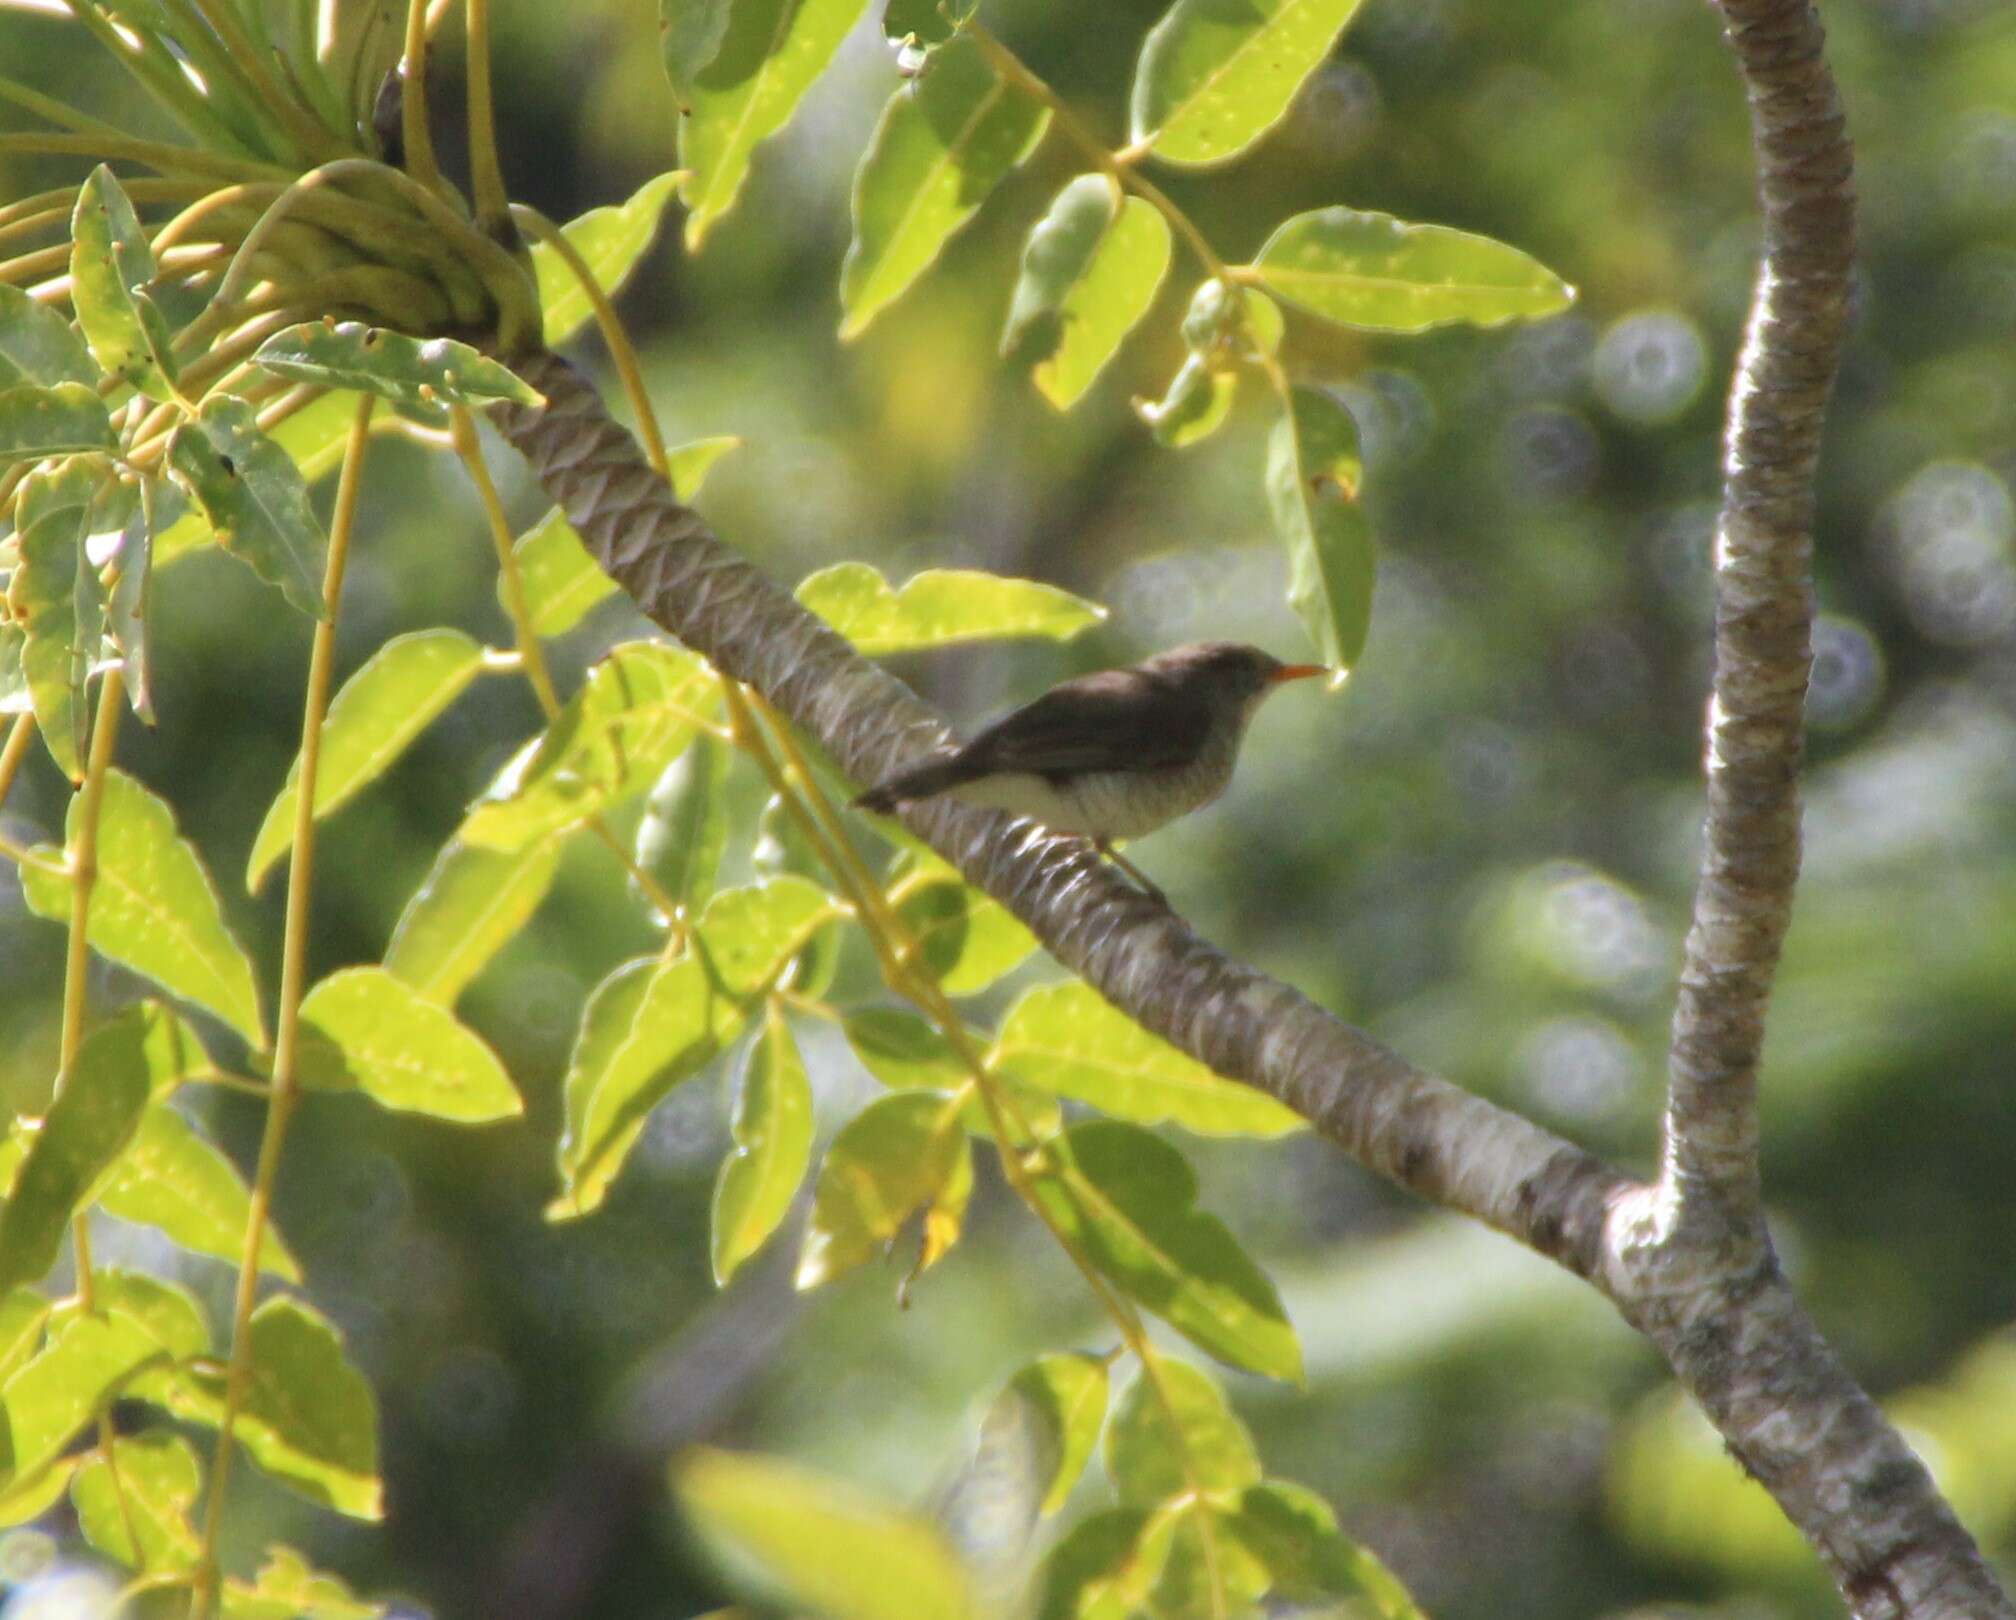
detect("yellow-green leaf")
[662,0,735,107]
[2,1310,164,1486]
[676,1446,980,1620]
[1135,351,1236,449]
[98,1105,300,1281]
[697,875,839,994]
[71,166,179,400]
[634,737,730,922]
[1035,1507,1162,1620]
[678,0,870,250]
[1106,1358,1260,1503]
[711,1000,814,1284]
[166,393,328,621]
[72,1431,202,1572]
[253,322,541,408]
[895,872,1039,995]
[383,834,566,1005]
[840,34,1051,340]
[1006,1353,1109,1517]
[19,770,266,1045]
[247,629,487,891]
[1130,0,1371,167]
[533,172,684,347]
[1268,383,1374,670]
[796,1090,965,1289]
[1034,1122,1302,1382]
[0,382,115,462]
[1227,1480,1428,1616]
[11,456,112,778]
[220,1545,385,1620]
[991,982,1303,1138]
[1253,206,1576,332]
[296,966,522,1122]
[797,562,1104,655]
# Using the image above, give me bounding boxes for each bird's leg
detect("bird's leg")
[1093,839,1168,908]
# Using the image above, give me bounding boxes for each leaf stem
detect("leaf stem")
[0,713,37,812]
[191,394,375,1620]
[400,0,442,191]
[463,0,509,233]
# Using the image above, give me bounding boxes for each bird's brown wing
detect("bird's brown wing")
[963,667,1210,779]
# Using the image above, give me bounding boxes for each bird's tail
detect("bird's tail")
[853,755,974,815]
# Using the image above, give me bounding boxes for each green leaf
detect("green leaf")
[895,872,1039,994]
[991,982,1303,1137]
[1035,1507,1161,1620]
[221,1546,384,1620]
[0,1290,52,1383]
[0,1456,77,1528]
[678,1447,980,1620]
[533,172,684,347]
[845,1006,1061,1139]
[1226,1480,1426,1616]
[711,1000,814,1284]
[1034,1122,1302,1381]
[295,966,521,1122]
[1006,1353,1109,1516]
[0,283,94,388]
[11,457,112,778]
[144,1298,381,1519]
[661,0,734,106]
[797,1090,965,1288]
[253,321,541,409]
[697,875,839,994]
[166,392,329,621]
[840,35,1051,340]
[459,643,721,851]
[383,834,566,1005]
[98,1105,300,1281]
[246,629,487,891]
[1002,177,1172,410]
[552,954,747,1218]
[1134,351,1236,449]
[678,0,871,251]
[1,1309,164,1485]
[1137,1496,1271,1620]
[0,1011,161,1292]
[797,562,1105,654]
[105,478,156,722]
[635,737,730,922]
[1267,384,1374,670]
[83,1269,209,1360]
[1130,0,1370,167]
[0,382,115,461]
[72,1430,202,1572]
[0,625,28,718]
[1106,1358,1261,1503]
[20,770,266,1045]
[1253,206,1576,331]
[71,166,179,400]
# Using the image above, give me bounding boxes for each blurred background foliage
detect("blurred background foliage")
[2,0,2014,1615]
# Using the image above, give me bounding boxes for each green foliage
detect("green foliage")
[384,835,568,1005]
[711,999,814,1282]
[98,1105,301,1280]
[798,1089,967,1287]
[1006,1352,1110,1516]
[635,737,731,921]
[1267,383,1374,670]
[69,166,178,401]
[10,456,111,777]
[660,0,735,109]
[252,322,542,409]
[841,35,1051,340]
[0,283,95,388]
[0,382,116,462]
[20,770,266,1045]
[532,170,687,345]
[71,1430,202,1571]
[797,561,1106,653]
[296,966,522,1121]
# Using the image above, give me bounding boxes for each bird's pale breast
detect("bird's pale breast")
[945,731,1239,838]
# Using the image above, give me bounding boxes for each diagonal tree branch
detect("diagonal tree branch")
[486,3,2009,1612]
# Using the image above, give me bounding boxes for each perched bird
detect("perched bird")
[854,641,1328,903]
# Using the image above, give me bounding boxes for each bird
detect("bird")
[853,641,1329,904]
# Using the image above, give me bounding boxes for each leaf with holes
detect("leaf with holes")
[166,393,328,621]
[1268,384,1374,670]
[20,770,265,1044]
[247,629,487,891]
[841,34,1051,339]
[70,166,179,400]
[254,322,540,409]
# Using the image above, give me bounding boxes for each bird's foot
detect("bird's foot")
[1092,839,1169,909]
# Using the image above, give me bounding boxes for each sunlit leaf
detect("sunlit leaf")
[220,1545,385,1620]
[1134,351,1236,448]
[841,35,1051,339]
[1106,1358,1261,1503]
[70,166,179,400]
[144,1298,382,1520]
[383,834,566,1005]
[711,1000,814,1284]
[992,982,1303,1137]
[104,479,155,721]
[0,626,28,718]
[697,875,839,994]
[896,874,1040,994]
[296,966,522,1122]
[1035,1506,1161,1620]
[0,1009,162,1293]
[1006,1353,1109,1516]
[254,322,540,408]
[1253,206,1575,331]
[1,1309,164,1485]
[797,562,1105,655]
[1033,1122,1302,1381]
[0,1290,52,1383]
[533,171,685,347]
[459,643,720,850]
[20,770,266,1045]
[0,382,115,461]
[1002,177,1172,410]
[552,954,746,1218]
[1141,1496,1272,1620]
[662,0,735,106]
[0,1455,77,1529]
[1268,383,1374,670]
[11,456,110,778]
[247,629,488,891]
[1227,1479,1428,1616]
[635,738,731,923]
[0,283,94,388]
[72,1430,202,1572]
[1131,0,1370,167]
[797,1090,965,1288]
[845,1006,1061,1139]
[679,0,871,250]
[99,1105,301,1281]
[166,393,328,621]
[918,1135,973,1275]
[82,1269,208,1360]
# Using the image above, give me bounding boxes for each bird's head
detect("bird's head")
[1147,642,1330,718]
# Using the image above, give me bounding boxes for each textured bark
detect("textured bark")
[481,3,2016,1610]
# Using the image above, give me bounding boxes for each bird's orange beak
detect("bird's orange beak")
[1267,663,1330,684]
